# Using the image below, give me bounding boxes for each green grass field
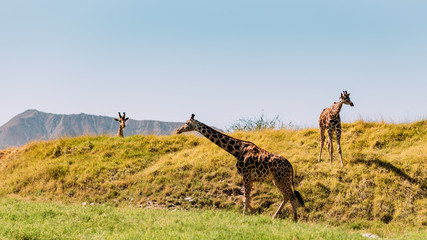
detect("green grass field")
[2,197,423,240]
[0,120,425,239]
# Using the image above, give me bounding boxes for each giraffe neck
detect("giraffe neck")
[117,127,124,137]
[330,100,344,117]
[194,120,243,158]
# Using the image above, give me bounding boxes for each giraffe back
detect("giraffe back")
[237,143,293,182]
[319,103,342,131]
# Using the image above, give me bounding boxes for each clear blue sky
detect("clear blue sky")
[1,0,426,130]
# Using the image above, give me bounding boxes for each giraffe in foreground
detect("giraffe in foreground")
[318,91,354,167]
[115,112,129,137]
[176,114,304,221]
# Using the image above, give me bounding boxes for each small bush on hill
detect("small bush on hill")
[228,113,284,132]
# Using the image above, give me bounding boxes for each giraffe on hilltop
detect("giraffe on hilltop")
[318,91,354,167]
[176,114,304,221]
[115,112,129,137]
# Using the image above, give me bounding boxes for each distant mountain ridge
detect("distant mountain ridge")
[0,110,185,149]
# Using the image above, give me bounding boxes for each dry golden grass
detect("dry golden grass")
[0,120,425,236]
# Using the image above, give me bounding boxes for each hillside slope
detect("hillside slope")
[0,109,184,149]
[0,121,425,231]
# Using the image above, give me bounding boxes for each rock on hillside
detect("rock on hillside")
[0,110,184,149]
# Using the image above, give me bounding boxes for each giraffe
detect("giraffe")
[318,91,354,167]
[176,114,304,221]
[114,112,129,137]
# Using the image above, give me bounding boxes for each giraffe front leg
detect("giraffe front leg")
[243,180,254,216]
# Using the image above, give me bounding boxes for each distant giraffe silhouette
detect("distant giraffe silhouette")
[115,112,129,137]
[318,91,354,167]
[176,114,304,221]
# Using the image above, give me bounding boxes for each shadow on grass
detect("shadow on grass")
[354,158,426,190]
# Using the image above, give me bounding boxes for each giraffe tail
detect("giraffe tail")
[294,190,305,207]
[292,171,305,207]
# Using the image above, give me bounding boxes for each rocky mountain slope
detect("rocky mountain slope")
[0,110,184,149]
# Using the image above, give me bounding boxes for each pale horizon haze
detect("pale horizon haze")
[1,1,426,130]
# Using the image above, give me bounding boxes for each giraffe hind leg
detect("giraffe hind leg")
[272,200,286,219]
[318,128,325,162]
[243,180,254,216]
[273,178,297,221]
[336,131,344,167]
[290,196,299,222]
[328,130,334,164]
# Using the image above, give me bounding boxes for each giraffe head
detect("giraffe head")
[176,114,197,134]
[340,91,354,107]
[115,112,129,128]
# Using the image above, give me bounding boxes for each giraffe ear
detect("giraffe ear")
[191,114,195,120]
[125,117,129,121]
[114,118,119,121]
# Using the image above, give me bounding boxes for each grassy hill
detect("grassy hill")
[0,120,425,237]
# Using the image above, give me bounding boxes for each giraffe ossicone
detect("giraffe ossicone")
[176,114,305,221]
